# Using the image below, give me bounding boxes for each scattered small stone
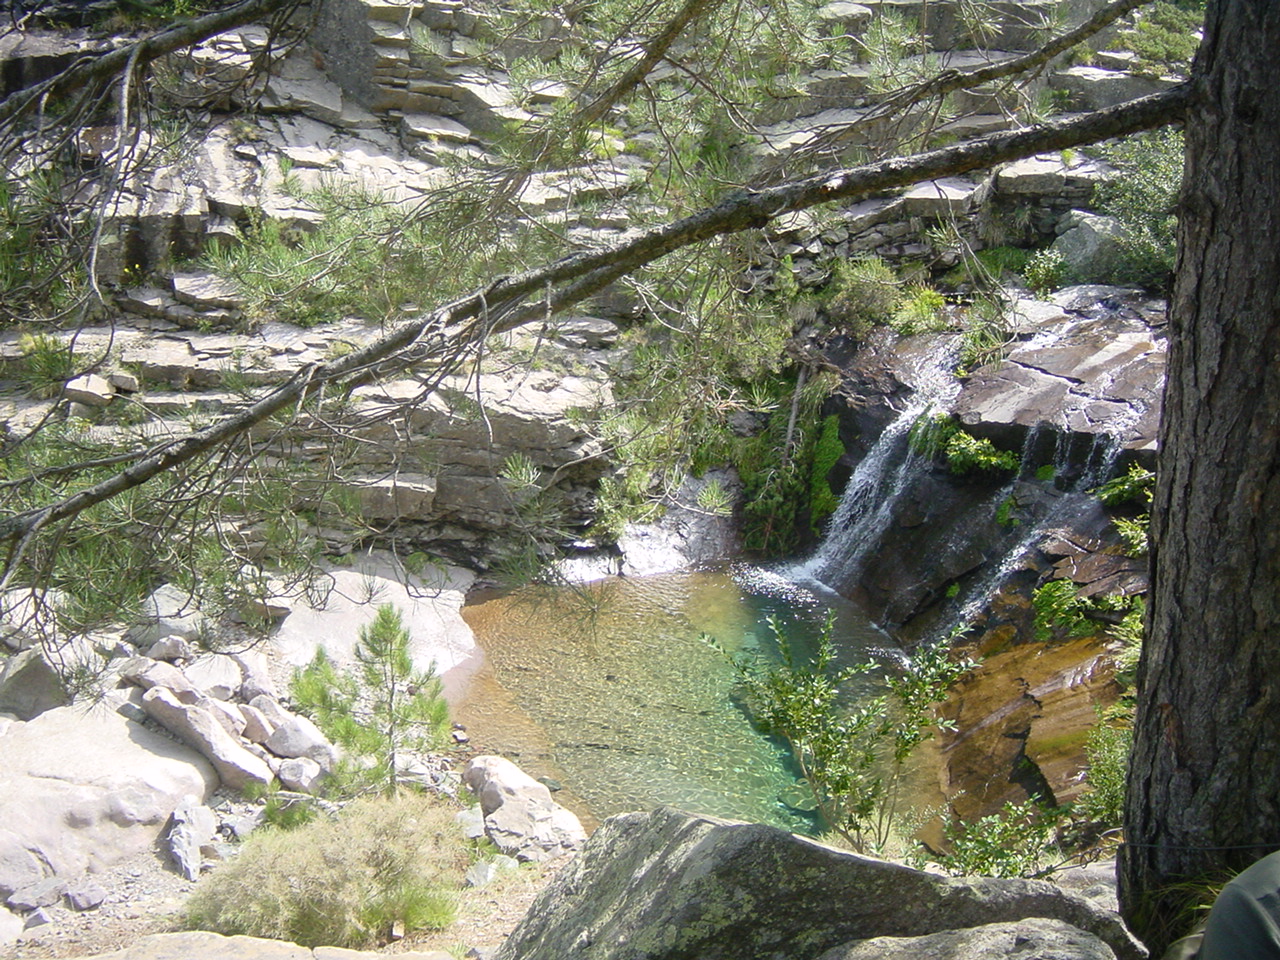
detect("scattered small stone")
[64,373,115,407]
[464,855,518,888]
[64,879,107,911]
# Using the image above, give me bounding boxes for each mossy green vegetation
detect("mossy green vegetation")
[908,412,1019,478]
[1093,129,1184,290]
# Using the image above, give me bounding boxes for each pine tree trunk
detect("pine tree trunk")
[1119,0,1280,951]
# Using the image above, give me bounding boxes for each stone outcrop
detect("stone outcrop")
[952,286,1166,457]
[494,807,1144,960]
[815,918,1120,959]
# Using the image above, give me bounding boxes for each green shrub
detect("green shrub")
[1031,579,1096,642]
[1094,462,1155,506]
[15,332,74,398]
[890,286,949,336]
[957,297,1012,373]
[1111,1,1204,77]
[1024,247,1068,295]
[942,430,1019,477]
[185,794,465,948]
[1093,129,1184,289]
[975,245,1031,279]
[929,801,1065,878]
[824,257,902,333]
[709,614,975,854]
[1077,718,1132,830]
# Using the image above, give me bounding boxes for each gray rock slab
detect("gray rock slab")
[0,699,215,885]
[119,657,202,704]
[264,714,336,769]
[0,907,22,947]
[145,636,196,661]
[7,876,67,911]
[232,651,279,701]
[125,584,207,647]
[169,798,218,881]
[172,272,246,310]
[65,879,107,911]
[816,917,1117,959]
[64,373,115,407]
[277,756,324,793]
[184,654,243,700]
[61,931,313,959]
[270,553,476,679]
[463,756,585,862]
[0,832,44,900]
[493,808,1144,960]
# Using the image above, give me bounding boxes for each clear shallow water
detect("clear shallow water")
[458,566,895,833]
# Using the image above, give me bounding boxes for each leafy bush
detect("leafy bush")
[710,614,974,854]
[824,257,902,334]
[1094,462,1155,506]
[910,414,1019,477]
[1093,129,1184,289]
[1024,247,1068,295]
[292,604,450,796]
[1110,1,1205,77]
[929,801,1064,878]
[185,794,465,947]
[1031,579,1096,642]
[15,332,74,398]
[1077,717,1132,830]
[942,430,1019,477]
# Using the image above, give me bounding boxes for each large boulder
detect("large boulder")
[1051,212,1133,286]
[462,755,586,862]
[494,808,1145,960]
[0,694,216,892]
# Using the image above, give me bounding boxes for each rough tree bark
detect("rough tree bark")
[1120,0,1280,951]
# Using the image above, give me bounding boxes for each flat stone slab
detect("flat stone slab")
[952,294,1166,452]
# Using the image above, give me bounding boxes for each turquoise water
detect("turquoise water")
[458,566,897,833]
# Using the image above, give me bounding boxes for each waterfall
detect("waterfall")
[790,345,961,591]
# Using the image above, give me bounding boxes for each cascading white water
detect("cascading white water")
[790,345,961,591]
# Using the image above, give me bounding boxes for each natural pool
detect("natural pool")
[452,565,902,833]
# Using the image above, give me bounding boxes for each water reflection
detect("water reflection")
[456,567,892,833]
